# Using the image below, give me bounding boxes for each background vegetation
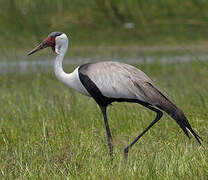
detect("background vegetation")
[1,0,208,50]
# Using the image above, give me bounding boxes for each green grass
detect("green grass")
[1,0,208,51]
[0,62,207,179]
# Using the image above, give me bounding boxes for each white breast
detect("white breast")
[60,67,90,96]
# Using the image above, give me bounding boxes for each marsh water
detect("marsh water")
[1,47,208,74]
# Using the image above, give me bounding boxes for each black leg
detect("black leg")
[100,106,113,159]
[124,105,163,160]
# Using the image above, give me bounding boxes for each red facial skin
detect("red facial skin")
[43,36,56,52]
[27,35,57,56]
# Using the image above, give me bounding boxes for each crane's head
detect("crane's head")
[27,32,68,56]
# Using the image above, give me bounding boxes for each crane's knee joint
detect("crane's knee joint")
[158,111,163,118]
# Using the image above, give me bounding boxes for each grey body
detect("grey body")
[79,61,176,111]
[78,61,202,159]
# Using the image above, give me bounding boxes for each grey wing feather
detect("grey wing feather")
[131,79,177,110]
[79,61,176,108]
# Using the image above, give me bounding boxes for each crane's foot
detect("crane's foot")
[109,149,114,163]
[107,141,114,163]
[124,148,129,161]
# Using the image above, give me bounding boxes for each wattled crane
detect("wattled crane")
[27,32,202,159]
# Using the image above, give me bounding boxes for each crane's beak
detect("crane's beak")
[27,42,49,56]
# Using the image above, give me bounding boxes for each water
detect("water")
[0,53,207,75]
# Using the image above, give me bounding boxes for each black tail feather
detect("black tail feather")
[150,84,202,144]
[183,115,203,144]
[171,108,203,145]
[176,119,190,139]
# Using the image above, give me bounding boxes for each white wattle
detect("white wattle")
[54,36,89,96]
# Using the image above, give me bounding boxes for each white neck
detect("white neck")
[54,41,69,83]
[53,37,89,96]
